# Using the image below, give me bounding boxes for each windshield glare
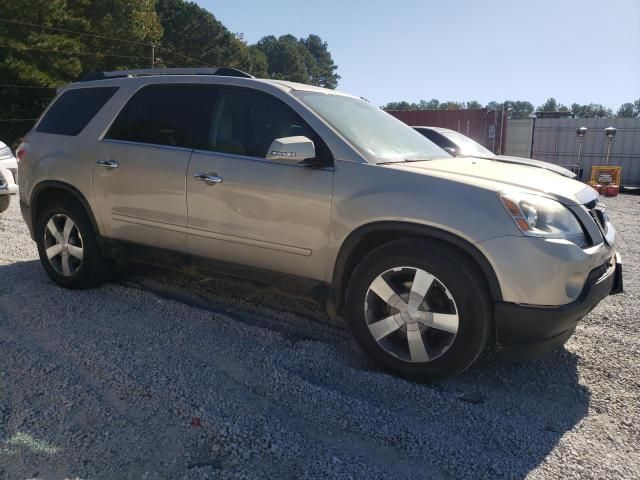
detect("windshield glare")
[441,130,495,157]
[294,92,448,163]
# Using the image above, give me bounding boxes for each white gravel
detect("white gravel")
[0,194,638,479]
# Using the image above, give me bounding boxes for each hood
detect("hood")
[389,157,596,206]
[493,155,576,178]
[0,141,17,168]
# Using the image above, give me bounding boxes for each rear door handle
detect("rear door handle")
[96,159,119,169]
[194,172,223,185]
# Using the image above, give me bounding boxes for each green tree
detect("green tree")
[502,100,534,119]
[538,98,559,111]
[82,0,162,71]
[156,0,251,71]
[439,101,465,110]
[616,101,639,118]
[0,0,87,143]
[421,99,440,109]
[247,45,268,78]
[616,103,634,118]
[381,101,414,111]
[300,34,339,88]
[0,0,85,86]
[255,34,312,83]
[466,100,482,109]
[571,103,613,118]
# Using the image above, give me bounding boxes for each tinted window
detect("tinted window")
[36,87,118,136]
[204,87,331,161]
[106,84,216,148]
[417,129,454,150]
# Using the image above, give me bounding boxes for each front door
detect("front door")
[93,83,215,252]
[186,86,334,281]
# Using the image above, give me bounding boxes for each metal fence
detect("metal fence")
[533,118,640,184]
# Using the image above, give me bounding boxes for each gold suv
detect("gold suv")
[18,68,622,380]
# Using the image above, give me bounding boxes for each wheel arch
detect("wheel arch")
[327,221,503,318]
[30,181,101,240]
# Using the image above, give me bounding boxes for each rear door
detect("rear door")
[93,84,215,252]
[186,86,334,281]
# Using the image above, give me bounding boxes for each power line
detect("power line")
[0,18,148,46]
[0,17,213,67]
[0,84,56,89]
[156,46,211,67]
[0,43,149,59]
[0,118,38,122]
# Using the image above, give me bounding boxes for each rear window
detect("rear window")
[105,84,216,149]
[36,87,118,136]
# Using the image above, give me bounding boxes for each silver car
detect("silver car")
[17,68,623,381]
[413,126,577,178]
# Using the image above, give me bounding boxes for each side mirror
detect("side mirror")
[443,146,458,157]
[266,136,316,164]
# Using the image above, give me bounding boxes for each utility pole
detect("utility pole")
[151,44,155,70]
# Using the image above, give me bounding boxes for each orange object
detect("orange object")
[605,184,619,197]
[594,184,603,195]
[590,166,622,186]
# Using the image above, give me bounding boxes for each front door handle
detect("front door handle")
[96,159,119,169]
[194,172,223,185]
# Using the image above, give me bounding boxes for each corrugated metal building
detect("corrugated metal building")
[505,117,640,184]
[388,109,508,154]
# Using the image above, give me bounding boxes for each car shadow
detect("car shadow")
[0,260,590,479]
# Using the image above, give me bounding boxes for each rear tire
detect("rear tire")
[0,195,10,213]
[35,200,110,289]
[346,238,492,382]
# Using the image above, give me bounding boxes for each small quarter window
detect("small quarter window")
[36,87,118,136]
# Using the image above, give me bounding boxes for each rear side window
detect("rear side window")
[417,129,453,150]
[36,87,118,136]
[105,84,216,149]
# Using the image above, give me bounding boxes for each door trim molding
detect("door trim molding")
[186,226,312,256]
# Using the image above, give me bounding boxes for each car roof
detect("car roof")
[62,70,358,99]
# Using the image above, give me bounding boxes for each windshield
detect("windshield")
[440,130,495,157]
[294,91,448,163]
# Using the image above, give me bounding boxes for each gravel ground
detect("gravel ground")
[0,194,638,480]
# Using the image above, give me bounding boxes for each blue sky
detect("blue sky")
[198,0,639,109]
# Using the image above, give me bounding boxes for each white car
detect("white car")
[0,141,19,213]
[413,126,577,179]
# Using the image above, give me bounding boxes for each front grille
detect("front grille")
[585,200,608,235]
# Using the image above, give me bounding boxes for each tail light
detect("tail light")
[16,141,29,163]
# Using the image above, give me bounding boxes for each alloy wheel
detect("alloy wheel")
[43,214,84,277]
[364,266,459,363]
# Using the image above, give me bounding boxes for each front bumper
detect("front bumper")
[495,253,622,360]
[0,167,18,195]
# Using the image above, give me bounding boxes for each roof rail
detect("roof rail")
[77,67,254,82]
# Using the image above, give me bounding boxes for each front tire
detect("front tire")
[346,239,492,381]
[35,200,110,289]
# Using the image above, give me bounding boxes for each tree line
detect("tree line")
[382,97,640,119]
[0,0,339,143]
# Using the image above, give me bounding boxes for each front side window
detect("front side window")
[202,87,331,161]
[294,91,448,163]
[37,86,118,136]
[106,84,215,148]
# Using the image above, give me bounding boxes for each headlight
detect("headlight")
[500,192,587,247]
